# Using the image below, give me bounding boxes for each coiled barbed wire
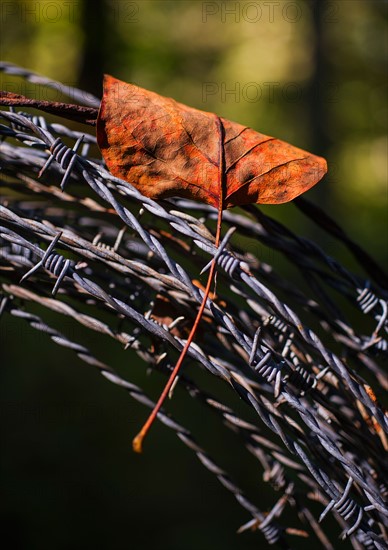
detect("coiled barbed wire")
[0,293,293,548]
[1,115,386,540]
[2,127,387,542]
[1,65,387,548]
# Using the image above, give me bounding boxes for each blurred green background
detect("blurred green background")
[0,1,387,549]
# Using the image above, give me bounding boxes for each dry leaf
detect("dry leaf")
[97,75,327,209]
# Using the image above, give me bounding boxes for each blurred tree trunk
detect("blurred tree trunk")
[78,0,107,97]
[307,0,331,154]
[306,0,331,209]
[78,0,132,99]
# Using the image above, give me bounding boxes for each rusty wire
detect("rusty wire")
[0,65,387,549]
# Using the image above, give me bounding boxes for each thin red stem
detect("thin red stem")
[133,117,226,453]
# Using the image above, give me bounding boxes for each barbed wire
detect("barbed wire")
[0,61,100,107]
[1,65,387,549]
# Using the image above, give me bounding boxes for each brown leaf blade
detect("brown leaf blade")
[97,75,327,209]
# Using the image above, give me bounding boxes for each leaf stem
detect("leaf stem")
[132,116,226,453]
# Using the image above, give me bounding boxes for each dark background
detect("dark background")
[0,1,387,549]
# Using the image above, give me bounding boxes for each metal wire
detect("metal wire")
[1,65,387,549]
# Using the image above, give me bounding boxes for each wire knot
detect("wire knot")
[39,135,84,189]
[20,232,75,295]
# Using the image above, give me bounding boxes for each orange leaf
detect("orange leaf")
[96,75,328,453]
[97,75,327,209]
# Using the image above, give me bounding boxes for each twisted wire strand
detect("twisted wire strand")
[9,109,96,146]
